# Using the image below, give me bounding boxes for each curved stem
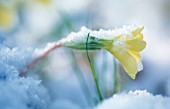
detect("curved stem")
[86,33,103,101]
[19,41,62,76]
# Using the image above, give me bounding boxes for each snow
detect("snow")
[0,61,18,80]
[33,42,56,56]
[137,61,143,72]
[95,90,170,109]
[0,45,50,109]
[61,25,142,45]
[0,77,50,109]
[60,25,143,55]
[0,45,33,72]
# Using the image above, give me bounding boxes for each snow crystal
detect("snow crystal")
[112,36,129,53]
[0,79,29,109]
[0,61,18,80]
[33,42,56,57]
[61,25,142,44]
[0,45,50,109]
[61,25,143,53]
[0,77,50,109]
[0,45,33,79]
[0,45,33,71]
[95,90,170,109]
[19,77,50,109]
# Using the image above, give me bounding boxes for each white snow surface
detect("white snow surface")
[61,25,142,44]
[0,45,50,109]
[95,90,170,109]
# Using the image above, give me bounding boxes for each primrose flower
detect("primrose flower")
[61,25,146,79]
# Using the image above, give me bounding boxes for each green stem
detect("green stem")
[61,17,95,105]
[113,58,119,94]
[86,33,103,101]
[70,51,95,106]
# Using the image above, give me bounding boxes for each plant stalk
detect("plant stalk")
[19,41,62,76]
[86,33,103,101]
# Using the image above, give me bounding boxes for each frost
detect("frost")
[95,90,170,109]
[112,36,129,53]
[0,61,18,80]
[0,77,50,109]
[61,25,143,53]
[0,45,33,79]
[0,45,50,109]
[0,79,29,109]
[0,45,34,71]
[33,42,56,57]
[61,25,142,45]
[19,77,50,109]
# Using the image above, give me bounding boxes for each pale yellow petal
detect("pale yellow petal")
[128,50,141,62]
[107,48,138,79]
[132,26,144,36]
[126,38,146,52]
[135,33,143,40]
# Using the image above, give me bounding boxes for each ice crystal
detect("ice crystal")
[0,45,50,109]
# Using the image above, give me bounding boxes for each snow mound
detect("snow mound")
[95,90,170,109]
[0,45,50,109]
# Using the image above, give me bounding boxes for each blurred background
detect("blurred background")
[0,0,170,108]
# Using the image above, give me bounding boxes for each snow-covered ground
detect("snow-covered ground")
[95,90,170,109]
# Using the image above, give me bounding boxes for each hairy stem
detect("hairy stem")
[19,41,62,76]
